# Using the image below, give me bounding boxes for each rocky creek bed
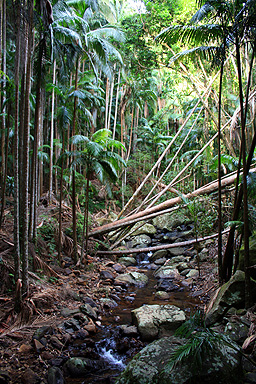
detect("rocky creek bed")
[1,215,256,384]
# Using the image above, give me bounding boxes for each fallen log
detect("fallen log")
[89,168,256,238]
[96,229,229,256]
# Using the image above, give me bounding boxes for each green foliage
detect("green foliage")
[164,311,239,374]
[182,195,218,235]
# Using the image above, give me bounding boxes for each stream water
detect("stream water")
[66,248,201,384]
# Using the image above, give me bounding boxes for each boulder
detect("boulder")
[128,234,152,248]
[154,265,180,279]
[150,249,168,262]
[47,367,64,384]
[115,335,243,384]
[131,221,157,236]
[205,270,252,326]
[114,272,148,287]
[64,357,105,377]
[131,304,185,341]
[118,257,137,266]
[152,211,189,231]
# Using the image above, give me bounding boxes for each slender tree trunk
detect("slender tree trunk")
[49,59,56,202]
[0,105,10,227]
[29,37,43,240]
[13,0,21,287]
[112,67,120,142]
[81,176,90,263]
[222,45,255,282]
[105,77,110,130]
[217,59,224,283]
[58,132,65,264]
[107,72,115,130]
[1,0,6,187]
[21,0,33,296]
[236,35,250,307]
[71,59,79,264]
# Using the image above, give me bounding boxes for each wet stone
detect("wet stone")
[80,304,97,320]
[100,270,115,280]
[47,366,64,384]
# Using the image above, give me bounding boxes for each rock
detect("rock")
[18,344,33,353]
[99,298,118,309]
[21,369,41,384]
[224,321,249,344]
[115,335,243,384]
[150,249,168,261]
[64,318,80,331]
[83,297,98,308]
[156,279,180,292]
[205,270,254,326]
[33,338,45,353]
[152,211,189,231]
[186,269,199,278]
[128,234,152,248]
[114,272,148,287]
[131,304,185,341]
[154,257,167,265]
[131,221,157,236]
[199,247,209,261]
[60,308,80,318]
[168,247,185,257]
[83,319,97,333]
[119,325,138,336]
[47,367,64,384]
[33,326,52,340]
[100,270,115,280]
[80,304,97,320]
[64,357,105,377]
[154,265,179,279]
[50,336,64,350]
[118,257,137,266]
[112,263,126,273]
[154,291,170,300]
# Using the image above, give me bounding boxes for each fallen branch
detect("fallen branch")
[90,168,256,237]
[96,229,229,256]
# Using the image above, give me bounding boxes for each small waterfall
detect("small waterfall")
[97,331,126,370]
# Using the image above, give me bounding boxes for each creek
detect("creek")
[65,238,202,384]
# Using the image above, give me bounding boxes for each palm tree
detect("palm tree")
[70,128,126,262]
[155,0,256,290]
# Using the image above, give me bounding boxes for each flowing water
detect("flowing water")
[66,248,201,384]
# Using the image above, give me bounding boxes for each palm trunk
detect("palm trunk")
[49,59,56,202]
[58,131,65,264]
[71,59,79,264]
[222,45,255,282]
[21,0,33,296]
[81,176,90,263]
[13,0,21,286]
[236,35,250,307]
[112,67,120,142]
[217,59,224,283]
[105,77,110,129]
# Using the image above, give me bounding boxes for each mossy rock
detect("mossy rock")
[116,335,243,384]
[152,211,190,231]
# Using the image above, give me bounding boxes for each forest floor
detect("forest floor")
[0,197,248,384]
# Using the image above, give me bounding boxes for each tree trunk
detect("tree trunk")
[71,59,79,264]
[217,59,224,283]
[21,0,33,296]
[49,59,56,202]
